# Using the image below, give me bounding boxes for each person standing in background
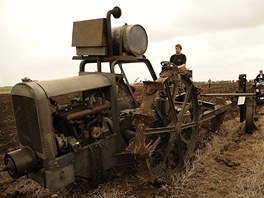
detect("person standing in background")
[208,78,212,88]
[255,70,264,82]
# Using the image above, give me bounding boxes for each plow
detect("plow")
[3,7,257,191]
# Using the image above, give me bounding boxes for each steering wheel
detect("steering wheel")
[160,61,177,67]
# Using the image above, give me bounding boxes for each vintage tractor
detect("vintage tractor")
[253,78,264,103]
[3,7,256,191]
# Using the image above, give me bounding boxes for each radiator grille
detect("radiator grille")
[12,95,43,153]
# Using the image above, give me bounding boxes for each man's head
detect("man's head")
[260,70,263,74]
[175,44,182,55]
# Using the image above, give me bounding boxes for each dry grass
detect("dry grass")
[151,108,264,198]
[233,116,264,197]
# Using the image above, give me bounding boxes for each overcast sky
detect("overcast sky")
[1,0,264,86]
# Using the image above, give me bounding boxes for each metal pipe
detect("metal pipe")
[106,7,122,62]
[97,57,102,72]
[200,93,255,97]
[66,103,110,120]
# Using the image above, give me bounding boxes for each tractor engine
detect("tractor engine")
[52,89,113,153]
[4,6,157,192]
[4,73,133,191]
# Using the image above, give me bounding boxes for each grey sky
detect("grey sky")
[1,0,264,86]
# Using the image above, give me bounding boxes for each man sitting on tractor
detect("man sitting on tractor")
[170,44,186,70]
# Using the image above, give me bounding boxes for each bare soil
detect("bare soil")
[1,81,264,198]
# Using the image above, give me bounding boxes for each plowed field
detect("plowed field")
[1,81,264,198]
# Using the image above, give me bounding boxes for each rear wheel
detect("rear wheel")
[149,74,199,178]
[130,71,200,181]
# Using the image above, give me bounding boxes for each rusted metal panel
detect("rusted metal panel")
[11,75,110,99]
[35,74,112,97]
[200,102,231,123]
[72,18,107,56]
[72,18,107,47]
[76,46,107,56]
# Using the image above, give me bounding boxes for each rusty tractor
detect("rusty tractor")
[4,7,256,191]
